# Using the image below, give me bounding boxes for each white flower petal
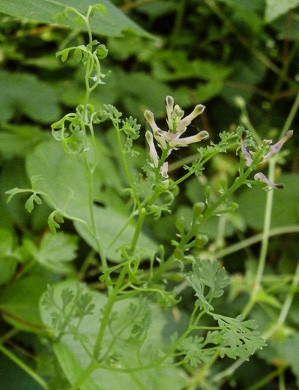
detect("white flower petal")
[146,130,159,167]
[241,131,253,167]
[176,104,205,134]
[169,130,209,147]
[160,162,169,178]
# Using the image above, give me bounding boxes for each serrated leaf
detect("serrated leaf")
[213,314,266,361]
[186,260,230,311]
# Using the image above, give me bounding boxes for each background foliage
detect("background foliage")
[0,0,298,389]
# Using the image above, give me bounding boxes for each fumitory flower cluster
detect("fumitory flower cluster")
[241,130,293,189]
[144,96,209,178]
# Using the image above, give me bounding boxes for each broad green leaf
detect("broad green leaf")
[265,0,299,23]
[35,232,78,274]
[0,124,48,160]
[0,70,60,124]
[74,206,158,262]
[237,173,299,230]
[0,229,17,285]
[0,275,49,333]
[0,0,149,38]
[39,280,186,390]
[26,139,100,215]
[26,139,157,262]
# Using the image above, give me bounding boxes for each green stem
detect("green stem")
[130,209,146,253]
[245,367,285,390]
[69,360,97,390]
[242,91,299,317]
[263,260,299,340]
[212,225,299,259]
[242,158,275,317]
[115,126,141,209]
[280,90,299,136]
[93,265,127,358]
[83,152,107,272]
[0,343,48,390]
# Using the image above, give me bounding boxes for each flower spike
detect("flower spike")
[145,96,208,178]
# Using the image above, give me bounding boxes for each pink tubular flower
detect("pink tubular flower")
[263,130,293,162]
[241,130,293,190]
[144,96,208,151]
[254,172,284,190]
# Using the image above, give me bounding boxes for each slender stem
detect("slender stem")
[242,158,275,317]
[0,343,48,390]
[130,210,146,253]
[280,91,299,136]
[242,90,299,317]
[69,360,97,390]
[170,0,187,47]
[263,260,299,340]
[115,127,141,209]
[245,367,285,390]
[153,162,258,283]
[83,152,107,271]
[212,225,299,259]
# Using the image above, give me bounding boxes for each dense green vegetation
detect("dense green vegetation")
[0,1,298,389]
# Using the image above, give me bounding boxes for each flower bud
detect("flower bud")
[96,44,108,59]
[174,247,184,260]
[193,202,205,216]
[175,216,186,232]
[195,234,209,248]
